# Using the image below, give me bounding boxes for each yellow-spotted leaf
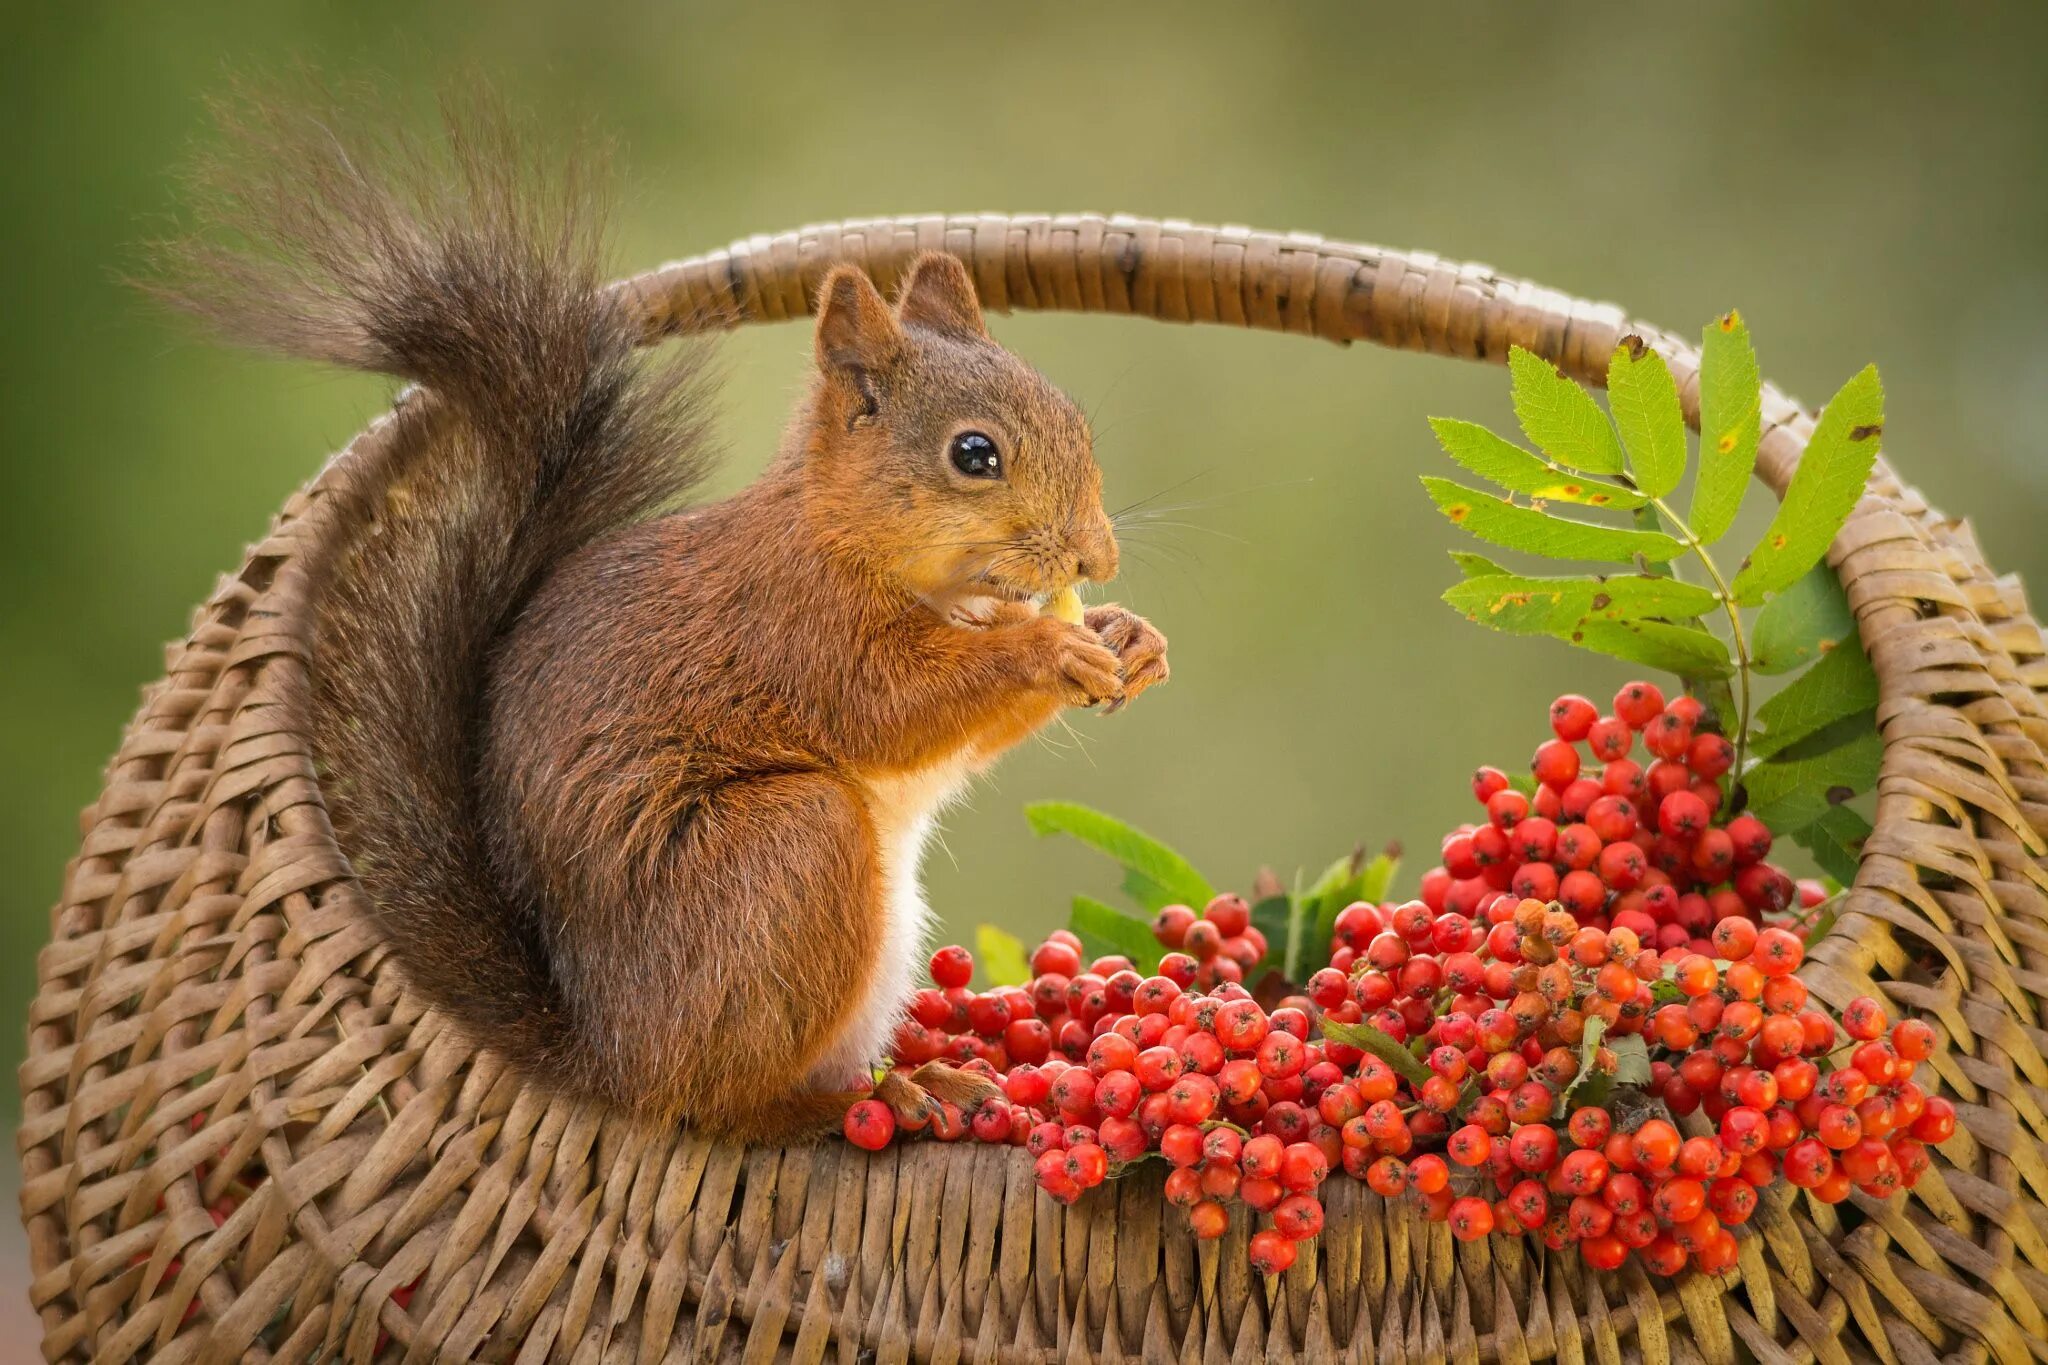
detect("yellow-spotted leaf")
[1509,346,1627,474]
[1429,418,1645,508]
[1729,365,1883,604]
[1422,477,1683,564]
[1443,573,1719,634]
[1690,311,1761,545]
[1443,573,1732,677]
[1606,338,1687,499]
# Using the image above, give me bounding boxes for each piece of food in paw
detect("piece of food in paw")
[1046,585,1085,624]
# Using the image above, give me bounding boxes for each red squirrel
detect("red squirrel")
[155,100,1167,1141]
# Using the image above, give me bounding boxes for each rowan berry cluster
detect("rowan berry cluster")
[843,684,1946,1280]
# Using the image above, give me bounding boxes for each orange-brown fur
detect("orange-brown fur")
[153,94,1166,1141]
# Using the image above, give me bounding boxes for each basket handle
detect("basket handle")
[618,212,1821,498]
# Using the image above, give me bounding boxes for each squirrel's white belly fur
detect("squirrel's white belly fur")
[808,752,981,1088]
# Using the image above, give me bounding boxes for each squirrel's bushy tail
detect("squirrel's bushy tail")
[152,89,717,1081]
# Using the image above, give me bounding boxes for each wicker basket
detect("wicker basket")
[21,214,2048,1365]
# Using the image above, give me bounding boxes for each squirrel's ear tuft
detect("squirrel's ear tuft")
[814,265,903,378]
[895,252,987,339]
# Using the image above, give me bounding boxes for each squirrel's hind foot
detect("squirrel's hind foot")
[907,1060,1006,1112]
[869,1062,1003,1127]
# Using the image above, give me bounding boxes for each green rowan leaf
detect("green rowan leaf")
[1610,1035,1652,1087]
[1421,478,1683,564]
[1357,851,1400,905]
[1691,311,1761,545]
[975,924,1033,988]
[1570,619,1736,678]
[1607,338,1687,498]
[1791,806,1870,887]
[1568,1015,1610,1105]
[1249,895,1292,971]
[1752,565,1859,674]
[1509,346,1627,474]
[1322,1018,1431,1086]
[1121,866,1180,914]
[1297,850,1365,980]
[1749,644,1879,759]
[1027,801,1214,911]
[1729,365,1883,604]
[1429,417,1645,508]
[1741,725,1881,832]
[1450,551,1512,579]
[1068,895,1162,972]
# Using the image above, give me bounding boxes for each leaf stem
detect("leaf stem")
[1649,496,1753,808]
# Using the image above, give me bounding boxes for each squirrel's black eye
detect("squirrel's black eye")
[948,431,1002,480]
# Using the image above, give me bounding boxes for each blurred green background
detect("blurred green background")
[5,0,2047,1294]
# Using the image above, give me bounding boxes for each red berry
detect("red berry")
[1594,842,1646,892]
[1240,1175,1284,1212]
[1509,1124,1560,1173]
[1204,893,1251,937]
[1165,1073,1219,1124]
[1722,814,1771,866]
[1280,1142,1329,1192]
[1587,717,1633,762]
[1030,938,1082,977]
[1248,1228,1297,1274]
[1658,790,1711,840]
[1734,863,1795,914]
[1911,1096,1956,1144]
[1559,870,1607,918]
[1447,1196,1495,1241]
[1892,1018,1937,1061]
[1614,681,1666,729]
[1580,1233,1628,1271]
[1688,732,1735,779]
[1533,739,1583,789]
[1551,694,1599,741]
[1446,1124,1492,1167]
[930,946,974,989]
[1215,998,1271,1051]
[1273,1194,1325,1241]
[843,1099,897,1151]
[1644,710,1694,761]
[1187,1199,1229,1239]
[1842,996,1889,1041]
[1630,1120,1680,1172]
[1366,1156,1409,1195]
[1151,905,1197,949]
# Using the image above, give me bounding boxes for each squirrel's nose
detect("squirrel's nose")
[1073,519,1119,584]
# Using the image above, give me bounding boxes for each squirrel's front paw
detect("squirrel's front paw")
[1084,605,1169,712]
[1045,623,1125,709]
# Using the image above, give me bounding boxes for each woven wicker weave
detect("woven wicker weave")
[20,214,2048,1365]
